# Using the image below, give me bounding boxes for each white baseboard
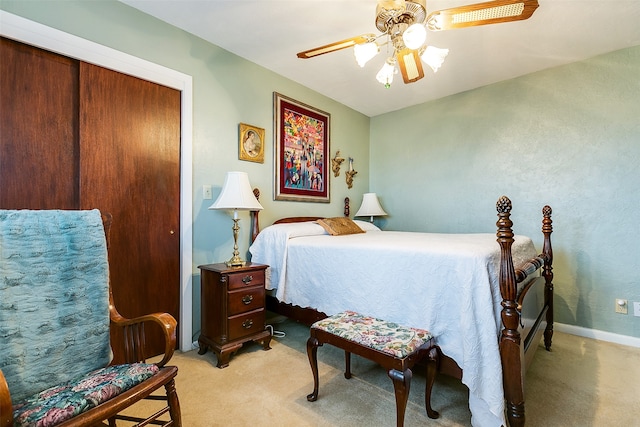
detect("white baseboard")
[555,322,640,348]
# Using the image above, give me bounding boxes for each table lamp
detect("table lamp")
[354,192,387,223]
[209,171,263,267]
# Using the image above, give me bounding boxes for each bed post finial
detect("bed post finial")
[496,195,512,214]
[251,188,261,244]
[496,195,525,427]
[344,197,350,217]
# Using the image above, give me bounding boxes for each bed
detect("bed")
[249,194,553,427]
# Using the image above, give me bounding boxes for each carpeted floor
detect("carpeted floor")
[132,316,640,426]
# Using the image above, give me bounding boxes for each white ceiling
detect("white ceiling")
[120,0,640,117]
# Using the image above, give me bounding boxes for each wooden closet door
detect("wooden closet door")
[79,63,181,359]
[0,37,79,209]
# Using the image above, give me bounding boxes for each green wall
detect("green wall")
[371,47,640,339]
[0,0,370,340]
[3,0,639,341]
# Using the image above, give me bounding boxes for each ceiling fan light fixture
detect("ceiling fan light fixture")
[377,0,407,15]
[354,42,380,67]
[297,0,539,87]
[376,58,397,88]
[426,14,444,31]
[420,46,449,72]
[402,23,427,50]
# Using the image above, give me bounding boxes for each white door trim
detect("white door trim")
[1,11,195,352]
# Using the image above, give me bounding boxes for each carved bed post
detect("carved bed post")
[496,196,525,427]
[251,188,261,244]
[542,205,554,351]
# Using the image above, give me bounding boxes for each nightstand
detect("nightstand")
[197,262,271,368]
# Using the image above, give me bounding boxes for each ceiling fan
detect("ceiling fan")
[297,0,539,88]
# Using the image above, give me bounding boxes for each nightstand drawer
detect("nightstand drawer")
[228,286,265,315]
[228,309,265,340]
[228,271,265,290]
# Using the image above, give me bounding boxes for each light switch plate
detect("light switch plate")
[203,185,212,200]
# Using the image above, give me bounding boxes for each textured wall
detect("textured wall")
[371,47,640,338]
[3,1,639,339]
[1,0,370,339]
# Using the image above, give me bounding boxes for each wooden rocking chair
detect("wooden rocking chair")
[0,210,181,427]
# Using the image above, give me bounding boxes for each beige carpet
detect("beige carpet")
[131,316,640,426]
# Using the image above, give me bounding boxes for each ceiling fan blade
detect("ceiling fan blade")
[396,48,424,84]
[297,34,377,59]
[427,0,539,31]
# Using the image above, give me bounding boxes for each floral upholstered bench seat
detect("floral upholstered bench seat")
[11,363,158,427]
[306,311,440,427]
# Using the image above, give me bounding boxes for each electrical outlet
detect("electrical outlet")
[633,302,640,317]
[203,185,212,200]
[615,299,628,314]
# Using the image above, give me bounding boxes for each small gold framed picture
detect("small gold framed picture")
[239,123,265,163]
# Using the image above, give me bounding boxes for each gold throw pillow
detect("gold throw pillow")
[316,217,365,236]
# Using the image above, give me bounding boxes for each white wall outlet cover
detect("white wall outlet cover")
[633,301,640,317]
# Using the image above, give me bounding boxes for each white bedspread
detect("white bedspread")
[249,222,537,427]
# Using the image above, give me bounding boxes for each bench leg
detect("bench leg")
[425,346,440,419]
[306,336,321,402]
[344,351,352,379]
[388,368,411,427]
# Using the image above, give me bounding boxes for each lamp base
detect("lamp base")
[225,217,247,267]
[225,257,247,268]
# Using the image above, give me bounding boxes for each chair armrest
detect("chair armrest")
[110,306,178,368]
[0,369,13,427]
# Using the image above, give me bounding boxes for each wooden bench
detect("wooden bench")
[306,311,440,427]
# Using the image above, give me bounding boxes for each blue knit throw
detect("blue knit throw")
[0,209,111,403]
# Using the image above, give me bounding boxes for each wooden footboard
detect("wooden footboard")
[252,194,553,427]
[497,196,553,427]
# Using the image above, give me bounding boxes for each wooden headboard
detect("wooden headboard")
[250,188,350,242]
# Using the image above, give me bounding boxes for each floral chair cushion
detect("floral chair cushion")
[13,363,159,427]
[311,311,433,358]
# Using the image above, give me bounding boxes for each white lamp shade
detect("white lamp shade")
[208,171,263,211]
[402,23,427,50]
[376,58,397,87]
[355,193,387,217]
[354,42,379,67]
[420,45,449,73]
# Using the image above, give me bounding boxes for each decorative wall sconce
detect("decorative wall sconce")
[345,157,357,189]
[331,150,345,177]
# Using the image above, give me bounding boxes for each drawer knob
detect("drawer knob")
[242,319,254,329]
[242,275,253,285]
[242,295,254,305]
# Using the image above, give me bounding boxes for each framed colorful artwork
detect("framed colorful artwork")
[239,123,265,163]
[273,92,330,203]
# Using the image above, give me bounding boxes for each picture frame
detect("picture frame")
[239,123,265,163]
[273,92,330,203]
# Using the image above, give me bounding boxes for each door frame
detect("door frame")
[1,11,195,352]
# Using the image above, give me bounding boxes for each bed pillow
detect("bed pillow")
[353,220,381,232]
[316,217,365,236]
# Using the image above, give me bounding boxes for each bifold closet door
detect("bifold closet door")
[0,37,79,209]
[79,62,181,361]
